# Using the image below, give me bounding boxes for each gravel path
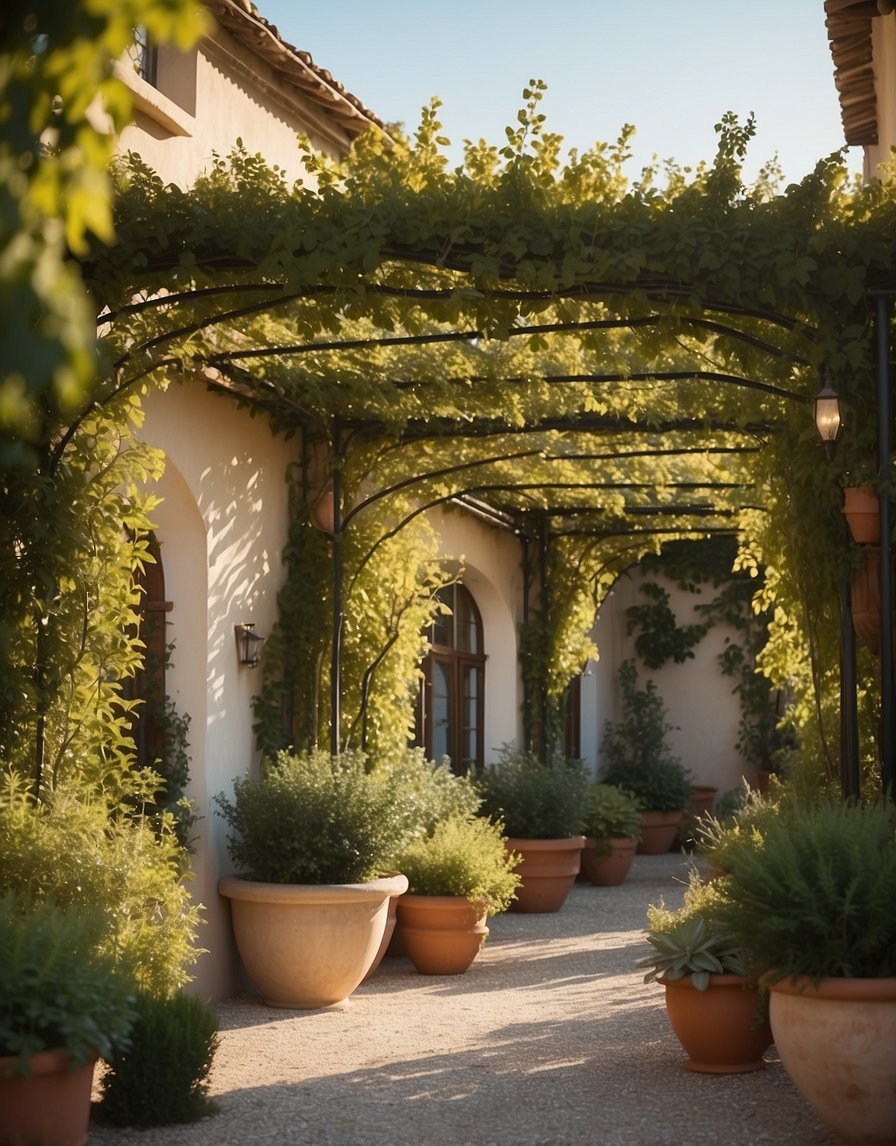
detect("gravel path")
[88,853,834,1145]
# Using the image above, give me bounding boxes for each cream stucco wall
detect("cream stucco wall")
[867,11,896,181]
[116,26,358,190]
[139,381,296,1000]
[427,506,526,760]
[583,566,749,799]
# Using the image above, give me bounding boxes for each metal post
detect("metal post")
[330,436,343,757]
[876,294,894,796]
[839,576,860,798]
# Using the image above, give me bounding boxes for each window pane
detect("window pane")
[461,664,479,767]
[432,659,452,763]
[455,587,479,653]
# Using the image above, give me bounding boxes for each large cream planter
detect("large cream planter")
[769,976,896,1144]
[218,873,408,1008]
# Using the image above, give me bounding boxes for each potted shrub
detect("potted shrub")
[0,892,136,1146]
[715,797,896,1142]
[392,812,521,974]
[580,782,643,886]
[475,746,588,913]
[636,872,772,1074]
[215,749,408,1009]
[599,660,694,853]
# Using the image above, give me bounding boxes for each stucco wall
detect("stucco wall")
[583,566,749,800]
[139,381,295,1000]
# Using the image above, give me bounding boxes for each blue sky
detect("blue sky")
[257,0,862,187]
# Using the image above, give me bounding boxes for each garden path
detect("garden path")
[89,853,834,1146]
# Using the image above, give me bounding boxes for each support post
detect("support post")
[839,576,860,798]
[330,431,343,757]
[876,294,894,796]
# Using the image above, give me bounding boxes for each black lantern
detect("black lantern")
[234,622,265,667]
[813,371,842,459]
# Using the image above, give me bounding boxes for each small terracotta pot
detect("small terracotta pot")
[843,485,880,545]
[637,810,685,855]
[852,549,882,656]
[0,1050,96,1146]
[580,836,637,886]
[505,836,585,913]
[688,785,718,818]
[770,976,896,1144]
[396,894,488,975]
[661,974,772,1074]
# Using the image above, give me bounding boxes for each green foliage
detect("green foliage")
[694,782,778,872]
[0,0,208,457]
[625,580,709,669]
[393,813,521,916]
[475,745,588,839]
[97,990,219,1127]
[378,748,482,842]
[582,783,643,853]
[0,891,136,1068]
[637,873,751,991]
[600,659,694,811]
[714,797,896,981]
[0,773,202,995]
[214,749,408,884]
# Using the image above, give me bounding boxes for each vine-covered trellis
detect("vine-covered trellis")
[6,11,896,796]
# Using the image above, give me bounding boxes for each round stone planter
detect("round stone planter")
[580,836,638,886]
[0,1050,95,1146]
[505,836,585,913]
[396,894,489,975]
[770,975,896,1144]
[636,810,686,854]
[661,974,772,1074]
[218,872,408,1008]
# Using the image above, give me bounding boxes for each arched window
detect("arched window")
[415,583,485,775]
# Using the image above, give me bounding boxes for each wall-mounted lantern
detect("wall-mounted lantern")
[813,371,842,459]
[234,622,265,668]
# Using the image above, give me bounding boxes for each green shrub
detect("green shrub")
[377,748,482,842]
[0,891,136,1069]
[600,660,694,811]
[583,783,643,854]
[97,990,219,1126]
[394,813,520,916]
[715,797,896,981]
[0,773,202,995]
[475,746,588,839]
[215,749,407,884]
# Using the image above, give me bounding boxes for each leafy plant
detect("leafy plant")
[714,797,896,981]
[378,748,483,843]
[214,749,407,884]
[0,773,202,996]
[582,783,643,855]
[393,813,521,916]
[97,989,219,1127]
[625,580,709,669]
[637,872,750,990]
[0,891,136,1069]
[599,660,694,811]
[475,745,588,839]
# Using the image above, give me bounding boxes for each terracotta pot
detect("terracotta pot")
[580,836,637,886]
[754,768,772,794]
[852,549,883,656]
[505,836,585,913]
[636,810,685,855]
[770,976,896,1144]
[688,785,718,818]
[363,893,398,980]
[661,974,773,1074]
[218,872,408,1008]
[0,1050,96,1146]
[396,894,489,975]
[843,485,880,545]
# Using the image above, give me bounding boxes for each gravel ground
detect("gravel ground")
[88,853,834,1146]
